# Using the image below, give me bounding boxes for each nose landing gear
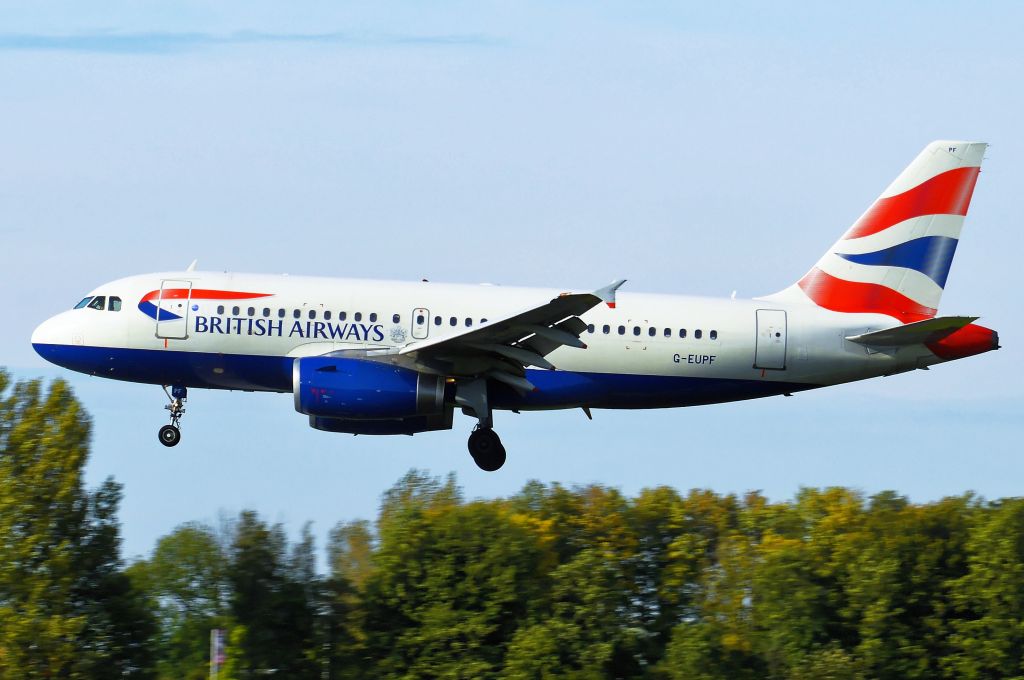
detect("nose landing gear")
[159,385,187,447]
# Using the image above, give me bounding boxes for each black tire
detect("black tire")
[159,424,181,447]
[468,429,506,471]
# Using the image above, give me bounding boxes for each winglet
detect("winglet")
[595,279,626,309]
[185,259,198,272]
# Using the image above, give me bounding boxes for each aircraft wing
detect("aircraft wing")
[393,280,626,392]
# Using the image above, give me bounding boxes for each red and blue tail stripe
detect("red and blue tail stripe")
[835,235,959,288]
[784,141,987,323]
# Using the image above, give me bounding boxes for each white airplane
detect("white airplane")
[32,140,998,471]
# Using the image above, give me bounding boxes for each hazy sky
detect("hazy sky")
[3,2,1022,563]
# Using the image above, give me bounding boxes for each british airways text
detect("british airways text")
[194,316,385,342]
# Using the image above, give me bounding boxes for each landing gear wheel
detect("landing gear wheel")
[468,428,506,471]
[159,424,181,447]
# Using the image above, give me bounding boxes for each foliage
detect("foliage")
[5,370,1024,678]
[0,371,156,678]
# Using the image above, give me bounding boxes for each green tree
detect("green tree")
[0,371,156,678]
[364,472,546,678]
[503,548,641,679]
[947,498,1024,678]
[227,510,318,677]
[131,522,229,680]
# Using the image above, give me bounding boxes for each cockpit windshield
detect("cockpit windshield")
[74,295,122,311]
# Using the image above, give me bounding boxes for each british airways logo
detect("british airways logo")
[140,288,387,342]
[138,289,273,321]
[193,315,385,342]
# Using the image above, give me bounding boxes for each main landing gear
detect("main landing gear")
[159,385,187,447]
[456,378,506,471]
[468,427,506,472]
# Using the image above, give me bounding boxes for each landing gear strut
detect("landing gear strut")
[159,385,187,447]
[456,378,506,471]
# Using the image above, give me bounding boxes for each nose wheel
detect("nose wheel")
[159,385,187,448]
[159,424,181,447]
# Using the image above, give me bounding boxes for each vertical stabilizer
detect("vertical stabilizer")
[769,141,986,323]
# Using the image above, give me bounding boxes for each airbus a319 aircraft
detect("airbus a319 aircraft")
[32,141,998,471]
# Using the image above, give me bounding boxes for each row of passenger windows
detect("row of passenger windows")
[74,296,122,312]
[586,323,718,340]
[214,305,490,328]
[212,305,717,340]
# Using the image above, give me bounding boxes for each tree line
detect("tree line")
[2,372,1023,679]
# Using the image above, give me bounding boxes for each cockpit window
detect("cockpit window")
[87,296,106,311]
[109,296,122,312]
[74,297,93,309]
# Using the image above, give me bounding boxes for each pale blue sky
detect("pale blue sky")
[3,2,1022,563]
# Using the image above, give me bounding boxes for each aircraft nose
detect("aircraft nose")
[31,313,73,359]
[32,316,57,349]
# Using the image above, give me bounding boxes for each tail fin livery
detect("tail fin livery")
[773,141,986,323]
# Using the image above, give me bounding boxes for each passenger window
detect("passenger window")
[648,327,656,337]
[217,305,225,315]
[633,326,641,336]
[710,330,718,340]
[87,296,106,311]
[449,317,457,327]
[393,314,401,323]
[339,312,347,321]
[416,314,425,325]
[602,324,610,334]
[248,307,255,317]
[465,318,473,327]
[695,329,703,339]
[262,308,270,317]
[587,324,595,333]
[74,297,93,309]
[354,312,362,322]
[293,309,301,319]
[679,329,687,338]
[618,325,626,335]
[308,310,316,320]
[232,306,240,316]
[434,316,442,326]
[664,328,671,337]
[481,318,488,324]
[108,296,122,312]
[324,311,332,321]
[370,313,377,322]
[278,309,285,318]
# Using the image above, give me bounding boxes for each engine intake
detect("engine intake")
[293,357,447,419]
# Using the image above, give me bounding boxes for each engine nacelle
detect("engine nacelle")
[309,410,453,435]
[293,357,448,419]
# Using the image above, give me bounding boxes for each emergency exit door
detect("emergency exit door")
[754,309,787,370]
[411,308,430,340]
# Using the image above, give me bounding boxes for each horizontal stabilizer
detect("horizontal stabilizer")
[846,315,978,346]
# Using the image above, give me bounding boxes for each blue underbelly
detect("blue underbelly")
[32,343,817,407]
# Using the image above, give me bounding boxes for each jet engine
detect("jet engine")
[292,357,452,433]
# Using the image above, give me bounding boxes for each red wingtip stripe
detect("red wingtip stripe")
[798,268,935,323]
[606,302,616,309]
[843,166,980,240]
